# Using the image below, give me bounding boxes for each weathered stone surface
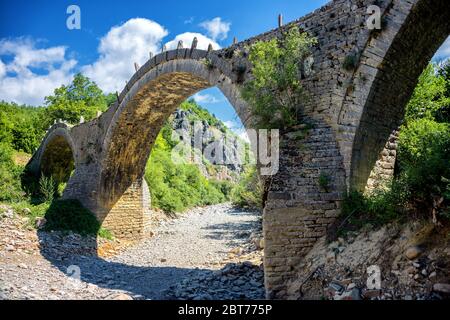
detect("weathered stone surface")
[25,0,450,300]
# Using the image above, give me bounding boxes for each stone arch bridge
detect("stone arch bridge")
[26,0,449,299]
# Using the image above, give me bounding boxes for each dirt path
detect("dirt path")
[0,203,264,300]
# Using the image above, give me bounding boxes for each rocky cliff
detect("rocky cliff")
[170,106,248,182]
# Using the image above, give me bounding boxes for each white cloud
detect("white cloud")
[223,120,236,129]
[0,38,76,105]
[0,59,6,78]
[434,36,450,61]
[0,18,226,105]
[164,32,220,51]
[199,17,231,41]
[184,17,195,25]
[193,92,221,104]
[82,18,168,93]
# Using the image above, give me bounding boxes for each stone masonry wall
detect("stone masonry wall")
[101,179,148,240]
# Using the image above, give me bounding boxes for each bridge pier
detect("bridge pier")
[263,122,346,299]
[100,178,152,241]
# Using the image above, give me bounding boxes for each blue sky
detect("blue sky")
[0,0,329,136]
[0,0,449,136]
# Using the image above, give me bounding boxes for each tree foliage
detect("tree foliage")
[242,27,317,129]
[43,73,109,127]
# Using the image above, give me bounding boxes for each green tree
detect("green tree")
[44,73,109,126]
[405,63,450,123]
[242,27,317,129]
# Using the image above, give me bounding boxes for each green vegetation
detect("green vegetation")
[144,99,258,213]
[43,73,112,127]
[242,27,317,129]
[340,61,450,233]
[144,131,229,213]
[44,199,112,238]
[343,52,359,71]
[1,73,262,237]
[319,172,331,193]
[0,74,115,238]
[230,166,263,209]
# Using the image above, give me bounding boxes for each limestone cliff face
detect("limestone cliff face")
[171,108,246,182]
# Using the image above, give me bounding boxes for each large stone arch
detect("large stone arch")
[97,50,251,216]
[348,0,450,191]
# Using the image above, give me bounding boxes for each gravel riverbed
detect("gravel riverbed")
[0,203,264,300]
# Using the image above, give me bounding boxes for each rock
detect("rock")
[405,246,423,260]
[107,293,134,300]
[432,283,450,294]
[327,282,344,297]
[362,289,381,299]
[405,266,416,274]
[3,209,14,218]
[335,288,361,301]
[35,217,47,230]
[428,271,437,279]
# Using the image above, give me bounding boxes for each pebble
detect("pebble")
[405,246,423,260]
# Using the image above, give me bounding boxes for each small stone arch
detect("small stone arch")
[26,124,77,186]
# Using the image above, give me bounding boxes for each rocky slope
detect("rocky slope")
[285,220,450,300]
[171,107,247,182]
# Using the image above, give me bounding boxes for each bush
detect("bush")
[39,175,57,203]
[242,27,317,129]
[398,118,450,203]
[0,142,25,202]
[231,166,263,209]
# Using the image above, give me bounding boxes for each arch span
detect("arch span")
[26,123,77,183]
[98,50,252,214]
[349,0,450,191]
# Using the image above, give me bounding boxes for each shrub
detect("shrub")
[242,27,317,130]
[231,166,263,209]
[318,172,331,192]
[0,142,25,202]
[343,53,359,71]
[39,175,57,203]
[397,118,450,203]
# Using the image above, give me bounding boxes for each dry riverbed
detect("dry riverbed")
[0,203,265,300]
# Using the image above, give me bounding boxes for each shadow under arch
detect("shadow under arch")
[35,209,265,300]
[22,124,77,200]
